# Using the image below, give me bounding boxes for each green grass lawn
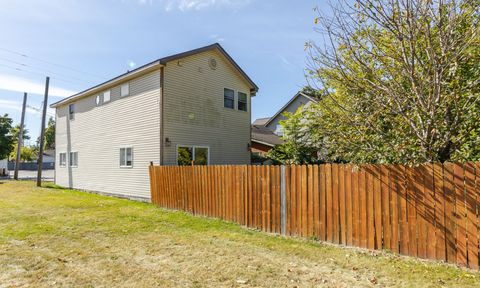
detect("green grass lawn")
[1,181,479,287]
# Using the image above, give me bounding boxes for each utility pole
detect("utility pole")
[37,77,49,187]
[14,92,27,180]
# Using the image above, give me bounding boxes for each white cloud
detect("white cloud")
[209,34,226,42]
[163,0,251,11]
[0,74,76,98]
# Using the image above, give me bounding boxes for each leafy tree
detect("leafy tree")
[298,0,480,164]
[267,109,322,164]
[0,114,14,160]
[11,123,30,146]
[43,117,55,150]
[9,145,37,162]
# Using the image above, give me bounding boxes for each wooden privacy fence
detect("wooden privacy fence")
[149,163,480,269]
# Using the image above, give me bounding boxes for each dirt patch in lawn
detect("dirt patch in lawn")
[0,181,479,287]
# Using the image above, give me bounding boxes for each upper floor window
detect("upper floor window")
[121,83,130,97]
[103,90,111,103]
[238,92,247,111]
[224,88,234,109]
[69,104,75,120]
[275,124,284,136]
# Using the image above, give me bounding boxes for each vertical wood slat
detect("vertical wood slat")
[326,164,334,243]
[454,163,467,267]
[433,163,446,262]
[465,162,478,269]
[319,164,327,241]
[373,165,382,250]
[307,165,315,237]
[424,164,436,260]
[352,167,360,247]
[301,165,308,237]
[415,165,427,259]
[366,165,375,250]
[313,165,320,239]
[444,163,456,263]
[406,166,417,257]
[381,165,391,251]
[332,164,340,244]
[338,165,346,245]
[345,165,353,246]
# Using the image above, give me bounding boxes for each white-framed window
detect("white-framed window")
[177,145,209,166]
[69,152,78,167]
[121,83,130,97]
[69,104,75,120]
[238,92,247,111]
[120,147,133,167]
[224,88,234,109]
[95,95,102,106]
[59,153,66,167]
[275,124,284,136]
[103,90,111,103]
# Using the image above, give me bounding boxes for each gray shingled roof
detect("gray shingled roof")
[251,125,283,147]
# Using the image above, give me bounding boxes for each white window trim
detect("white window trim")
[120,83,130,97]
[69,151,78,168]
[103,90,111,103]
[69,104,75,120]
[176,145,210,166]
[119,146,133,168]
[237,91,248,112]
[59,153,66,167]
[223,87,235,110]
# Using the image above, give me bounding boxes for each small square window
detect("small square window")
[238,92,247,111]
[69,152,78,167]
[69,104,75,120]
[177,146,209,166]
[121,83,129,97]
[224,88,234,109]
[59,153,66,167]
[120,147,133,167]
[103,90,111,102]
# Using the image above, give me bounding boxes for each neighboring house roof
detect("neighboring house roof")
[251,125,284,147]
[50,43,258,108]
[43,149,55,157]
[252,117,270,126]
[264,91,318,127]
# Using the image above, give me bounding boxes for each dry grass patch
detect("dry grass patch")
[1,181,479,287]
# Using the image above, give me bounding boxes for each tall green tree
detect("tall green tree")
[0,114,14,160]
[10,123,30,146]
[297,0,480,164]
[43,117,55,150]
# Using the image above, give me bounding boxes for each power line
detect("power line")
[0,57,96,86]
[0,46,107,81]
[0,63,88,87]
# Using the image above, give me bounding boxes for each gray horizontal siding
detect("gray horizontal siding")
[55,70,161,199]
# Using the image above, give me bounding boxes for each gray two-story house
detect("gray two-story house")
[51,43,258,200]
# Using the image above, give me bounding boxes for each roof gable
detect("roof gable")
[51,43,257,108]
[264,91,318,126]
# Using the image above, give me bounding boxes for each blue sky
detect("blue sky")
[0,0,321,142]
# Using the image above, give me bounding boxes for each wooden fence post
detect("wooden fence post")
[281,165,286,235]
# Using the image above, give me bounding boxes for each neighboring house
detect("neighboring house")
[50,43,258,201]
[7,150,55,171]
[251,91,318,156]
[251,125,283,156]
